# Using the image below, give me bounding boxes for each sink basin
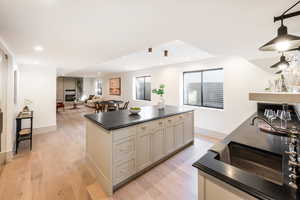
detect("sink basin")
[215,142,283,185]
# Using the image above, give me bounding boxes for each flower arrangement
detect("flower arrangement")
[152,84,166,109]
[152,84,165,97]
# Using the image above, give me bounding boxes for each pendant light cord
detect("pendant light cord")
[282,0,300,16]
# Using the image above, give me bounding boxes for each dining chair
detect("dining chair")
[95,102,105,113]
[94,102,100,113]
[119,101,129,110]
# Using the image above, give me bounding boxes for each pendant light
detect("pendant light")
[270,54,290,69]
[270,53,290,74]
[164,50,168,57]
[259,20,300,52]
[259,1,300,52]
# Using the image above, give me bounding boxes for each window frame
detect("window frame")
[135,75,151,101]
[183,68,224,109]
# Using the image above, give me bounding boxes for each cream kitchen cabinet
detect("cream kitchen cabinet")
[184,112,194,144]
[136,125,152,171]
[151,127,165,163]
[174,122,184,149]
[85,107,194,196]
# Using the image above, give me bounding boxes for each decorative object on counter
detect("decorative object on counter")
[129,107,141,115]
[152,84,165,109]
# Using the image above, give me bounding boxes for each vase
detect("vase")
[157,96,165,109]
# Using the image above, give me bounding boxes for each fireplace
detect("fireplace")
[65,89,76,102]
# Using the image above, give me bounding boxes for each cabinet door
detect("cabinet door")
[184,112,194,144]
[151,128,165,162]
[136,129,152,171]
[113,158,136,184]
[165,126,175,155]
[113,136,135,163]
[174,122,184,149]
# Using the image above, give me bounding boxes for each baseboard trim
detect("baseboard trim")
[33,125,57,135]
[195,127,227,140]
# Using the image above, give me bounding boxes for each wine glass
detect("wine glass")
[276,110,282,118]
[268,110,276,124]
[280,110,289,129]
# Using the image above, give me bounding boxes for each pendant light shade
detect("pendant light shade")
[270,54,289,74]
[164,50,168,57]
[259,24,300,51]
[270,54,290,68]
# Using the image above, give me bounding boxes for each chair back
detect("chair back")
[123,101,129,110]
[95,102,104,112]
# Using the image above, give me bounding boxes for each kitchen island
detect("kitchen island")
[193,106,300,200]
[85,105,194,195]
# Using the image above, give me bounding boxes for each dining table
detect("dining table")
[99,100,124,112]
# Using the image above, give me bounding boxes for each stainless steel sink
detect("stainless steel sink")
[214,142,283,185]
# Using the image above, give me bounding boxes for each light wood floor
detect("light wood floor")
[0,106,219,200]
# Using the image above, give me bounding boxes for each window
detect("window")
[135,76,151,101]
[183,68,224,109]
[95,80,102,96]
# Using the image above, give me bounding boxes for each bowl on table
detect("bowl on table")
[129,107,141,115]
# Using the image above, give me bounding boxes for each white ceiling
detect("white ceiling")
[67,40,212,76]
[0,0,299,76]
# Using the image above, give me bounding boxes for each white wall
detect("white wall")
[83,77,96,98]
[19,65,56,129]
[100,56,271,135]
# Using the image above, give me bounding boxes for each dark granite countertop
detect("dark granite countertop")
[84,105,193,131]
[193,111,300,200]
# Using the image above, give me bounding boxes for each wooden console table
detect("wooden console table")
[16,111,33,154]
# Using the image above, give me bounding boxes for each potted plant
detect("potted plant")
[152,84,165,109]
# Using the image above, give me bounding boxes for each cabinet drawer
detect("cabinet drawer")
[184,111,193,119]
[136,123,152,134]
[113,126,136,141]
[151,119,165,131]
[173,114,185,123]
[165,117,175,127]
[113,136,135,163]
[113,158,136,184]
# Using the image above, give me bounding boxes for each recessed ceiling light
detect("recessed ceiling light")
[34,45,44,52]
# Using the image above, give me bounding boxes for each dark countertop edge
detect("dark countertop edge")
[192,113,298,200]
[192,151,281,200]
[84,109,194,131]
